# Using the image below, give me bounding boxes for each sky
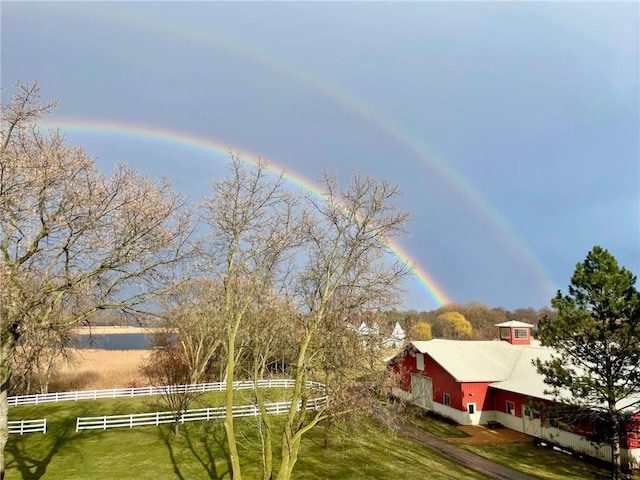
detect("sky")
[2,1,638,312]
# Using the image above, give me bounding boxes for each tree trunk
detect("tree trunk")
[0,337,13,480]
[276,332,313,480]
[224,329,242,480]
[610,407,622,480]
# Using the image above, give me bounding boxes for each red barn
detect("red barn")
[388,321,640,469]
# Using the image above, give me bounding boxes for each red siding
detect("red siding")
[389,347,486,414]
[623,413,640,450]
[492,389,527,417]
[389,347,419,392]
[423,354,464,410]
[461,382,494,412]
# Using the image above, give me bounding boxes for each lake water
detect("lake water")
[74,333,151,350]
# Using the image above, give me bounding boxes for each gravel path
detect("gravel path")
[374,415,540,480]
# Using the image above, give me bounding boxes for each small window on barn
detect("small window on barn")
[514,328,528,339]
[500,327,511,339]
[467,403,475,414]
[506,401,515,415]
[416,353,425,371]
[443,393,450,406]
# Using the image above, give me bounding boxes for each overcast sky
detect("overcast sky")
[3,1,638,311]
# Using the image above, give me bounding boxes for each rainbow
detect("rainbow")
[41,118,452,307]
[30,2,557,300]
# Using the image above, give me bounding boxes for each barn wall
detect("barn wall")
[389,348,467,414]
[492,389,528,417]
[423,355,463,410]
[623,412,640,450]
[431,402,466,424]
[461,382,494,413]
[389,348,418,392]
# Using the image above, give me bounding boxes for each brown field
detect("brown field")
[50,348,151,391]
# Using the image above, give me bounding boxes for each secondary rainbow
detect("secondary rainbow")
[42,118,452,307]
[33,2,557,299]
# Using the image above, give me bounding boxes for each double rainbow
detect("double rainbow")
[42,118,452,307]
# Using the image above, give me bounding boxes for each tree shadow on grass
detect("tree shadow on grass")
[6,410,81,479]
[158,421,230,480]
[159,427,187,480]
[184,422,230,480]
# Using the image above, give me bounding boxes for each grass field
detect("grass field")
[8,350,638,479]
[8,400,492,480]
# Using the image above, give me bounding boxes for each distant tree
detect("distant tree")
[437,311,473,339]
[409,321,432,341]
[536,246,640,480]
[458,301,508,339]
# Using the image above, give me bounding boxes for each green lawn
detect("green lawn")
[459,441,639,480]
[8,394,639,480]
[7,396,491,480]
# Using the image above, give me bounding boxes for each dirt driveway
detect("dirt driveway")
[448,424,534,445]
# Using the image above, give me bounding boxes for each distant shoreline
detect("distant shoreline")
[72,326,169,335]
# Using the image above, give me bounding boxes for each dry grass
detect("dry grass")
[50,348,151,391]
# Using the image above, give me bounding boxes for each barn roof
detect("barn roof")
[489,345,555,399]
[491,345,640,412]
[410,339,524,382]
[494,320,535,328]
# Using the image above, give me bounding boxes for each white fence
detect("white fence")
[8,418,46,434]
[76,395,327,432]
[9,379,325,406]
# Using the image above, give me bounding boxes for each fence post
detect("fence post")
[103,416,107,430]
[43,418,47,433]
[76,418,80,432]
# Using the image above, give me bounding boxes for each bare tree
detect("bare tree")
[141,340,199,436]
[189,161,410,479]
[158,278,227,383]
[273,171,411,480]
[201,157,303,480]
[0,82,193,478]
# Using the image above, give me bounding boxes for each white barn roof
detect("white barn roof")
[410,339,523,382]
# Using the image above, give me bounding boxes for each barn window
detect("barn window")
[467,403,475,414]
[500,327,511,339]
[443,393,450,406]
[416,353,425,371]
[506,401,515,415]
[514,328,528,339]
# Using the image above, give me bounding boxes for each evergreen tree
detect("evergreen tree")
[537,246,640,480]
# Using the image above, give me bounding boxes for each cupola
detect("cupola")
[495,320,534,345]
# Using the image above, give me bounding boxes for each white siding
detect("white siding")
[495,411,640,469]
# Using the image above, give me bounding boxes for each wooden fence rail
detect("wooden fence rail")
[76,395,328,432]
[9,379,325,406]
[8,418,46,434]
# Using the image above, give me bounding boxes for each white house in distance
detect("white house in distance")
[387,321,640,470]
[352,321,405,349]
